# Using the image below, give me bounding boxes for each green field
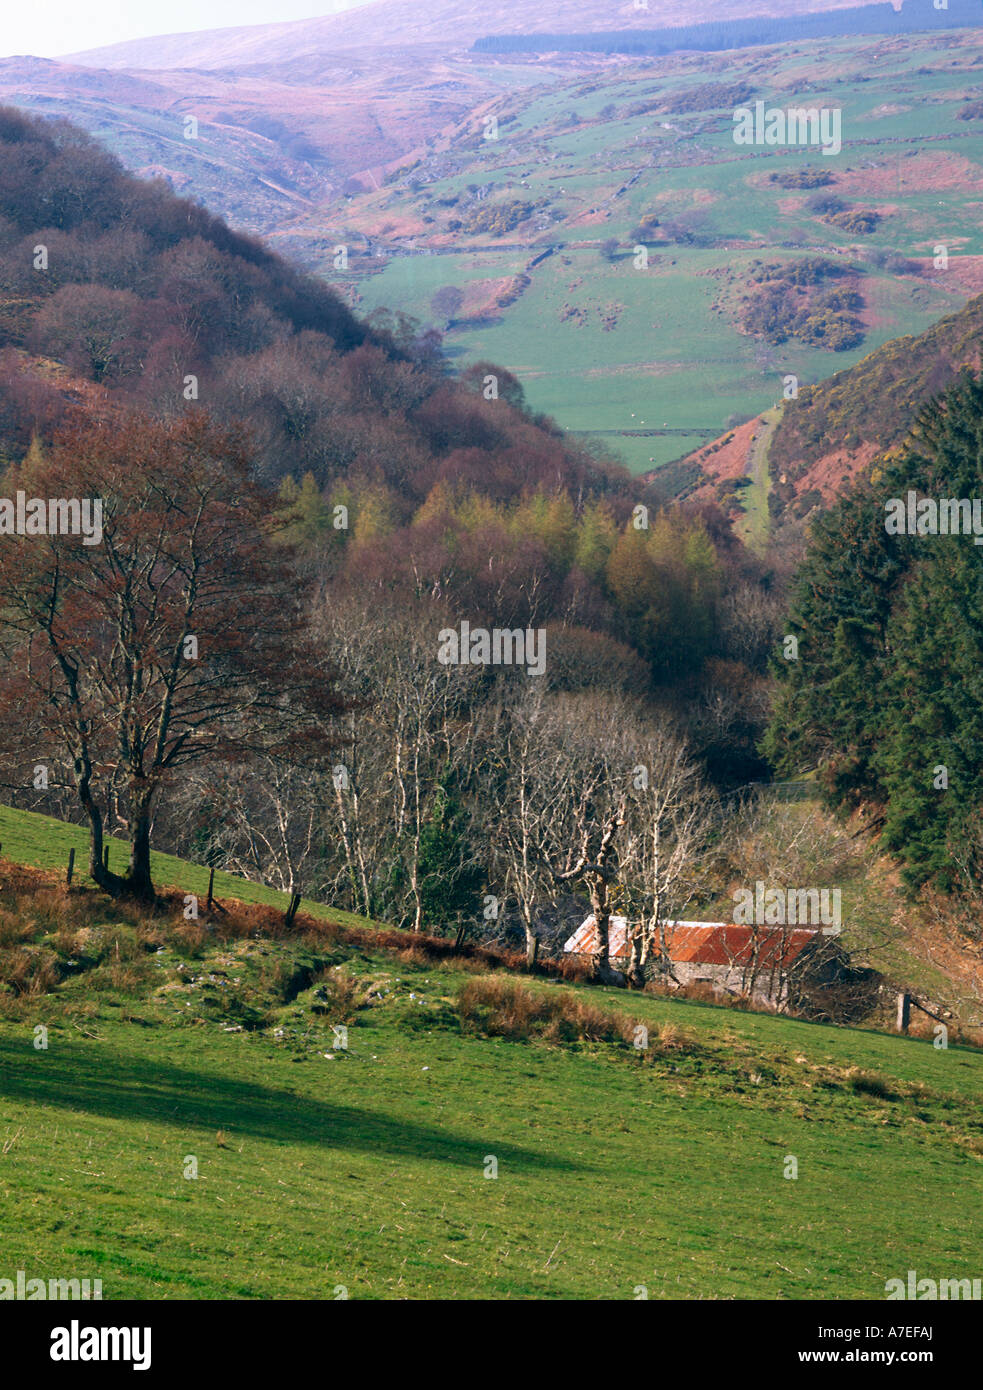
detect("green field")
[1,805,982,1300]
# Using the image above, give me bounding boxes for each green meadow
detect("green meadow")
[1,806,982,1300]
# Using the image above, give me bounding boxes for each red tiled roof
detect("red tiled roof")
[564,916,818,968]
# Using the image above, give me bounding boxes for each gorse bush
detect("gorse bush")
[740,258,864,351]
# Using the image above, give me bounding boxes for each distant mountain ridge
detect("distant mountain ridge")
[65,0,888,69]
[473,0,983,55]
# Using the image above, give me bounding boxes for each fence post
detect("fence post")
[896,991,912,1034]
[206,866,215,911]
[67,847,75,886]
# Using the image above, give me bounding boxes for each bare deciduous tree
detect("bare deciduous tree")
[623,733,714,989]
[0,409,347,900]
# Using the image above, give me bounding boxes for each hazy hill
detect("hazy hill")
[65,0,887,68]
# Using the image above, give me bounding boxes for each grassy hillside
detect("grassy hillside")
[769,290,983,490]
[1,808,983,1299]
[683,287,983,534]
[0,804,373,930]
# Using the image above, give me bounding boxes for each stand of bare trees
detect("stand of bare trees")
[622,735,714,988]
[489,690,714,982]
[159,629,717,976]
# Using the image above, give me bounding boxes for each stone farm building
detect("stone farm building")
[563,915,878,1017]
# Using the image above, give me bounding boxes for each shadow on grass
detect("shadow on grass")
[0,1036,581,1174]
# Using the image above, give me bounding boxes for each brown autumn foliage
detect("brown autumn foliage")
[456,975,700,1054]
[0,104,795,955]
[0,407,349,900]
[457,974,635,1043]
[0,105,778,751]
